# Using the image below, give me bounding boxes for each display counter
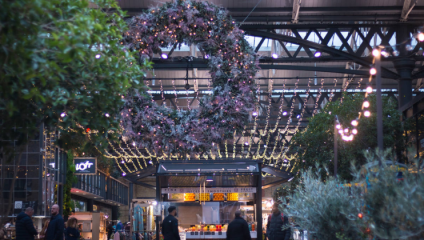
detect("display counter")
[182,231,257,239]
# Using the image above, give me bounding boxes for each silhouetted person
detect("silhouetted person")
[226,210,252,240]
[16,207,38,240]
[45,204,64,240]
[162,206,180,240]
[266,203,291,240]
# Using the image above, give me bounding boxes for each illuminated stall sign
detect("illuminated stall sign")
[161,187,256,194]
[74,158,97,175]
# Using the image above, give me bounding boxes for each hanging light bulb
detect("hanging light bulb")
[370,67,377,75]
[380,49,389,57]
[204,54,210,59]
[338,129,343,134]
[344,128,349,133]
[95,54,101,59]
[366,86,373,93]
[351,120,358,126]
[363,100,370,108]
[364,110,371,117]
[105,113,110,117]
[271,53,278,59]
[161,53,168,59]
[122,172,126,176]
[60,112,66,118]
[252,111,258,117]
[372,49,380,57]
[244,142,249,146]
[418,32,424,42]
[393,50,399,56]
[352,129,358,135]
[282,111,288,116]
[336,124,341,129]
[314,51,322,58]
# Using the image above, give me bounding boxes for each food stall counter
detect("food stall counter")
[183,231,257,239]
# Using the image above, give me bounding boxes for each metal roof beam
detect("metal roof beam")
[401,0,418,22]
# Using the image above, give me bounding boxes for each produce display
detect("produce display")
[213,193,224,201]
[227,193,239,201]
[184,193,195,201]
[199,193,210,201]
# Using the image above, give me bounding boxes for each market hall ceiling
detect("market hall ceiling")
[108,0,424,168]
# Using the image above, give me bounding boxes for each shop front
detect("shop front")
[70,169,130,240]
[129,160,264,240]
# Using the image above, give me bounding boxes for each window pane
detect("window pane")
[28,154,40,165]
[28,141,40,153]
[27,167,39,178]
[17,166,26,178]
[27,191,38,202]
[14,179,26,191]
[27,179,39,192]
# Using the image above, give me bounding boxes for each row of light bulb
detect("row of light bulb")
[335,88,371,141]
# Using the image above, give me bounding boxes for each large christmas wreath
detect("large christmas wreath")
[121,0,259,156]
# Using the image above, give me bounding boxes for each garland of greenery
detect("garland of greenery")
[121,0,259,156]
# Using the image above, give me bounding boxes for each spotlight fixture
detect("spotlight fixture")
[282,111,288,116]
[366,86,373,93]
[370,67,377,75]
[252,111,258,117]
[161,53,168,59]
[314,51,322,58]
[372,49,380,57]
[351,120,358,126]
[364,110,371,117]
[418,33,424,42]
[271,53,278,59]
[60,112,66,118]
[206,176,213,182]
[363,100,370,108]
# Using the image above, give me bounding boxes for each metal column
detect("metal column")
[376,53,384,152]
[156,175,161,239]
[256,164,263,239]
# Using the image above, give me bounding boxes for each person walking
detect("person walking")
[64,217,80,240]
[226,210,252,240]
[266,203,291,240]
[39,219,50,240]
[45,204,64,240]
[161,206,181,240]
[16,207,38,240]
[106,223,113,240]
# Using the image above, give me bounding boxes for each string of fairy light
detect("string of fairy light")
[57,31,424,176]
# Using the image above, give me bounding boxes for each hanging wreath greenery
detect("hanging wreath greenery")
[121,0,259,156]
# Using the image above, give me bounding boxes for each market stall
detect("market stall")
[155,160,263,240]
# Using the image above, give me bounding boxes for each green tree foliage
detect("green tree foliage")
[281,149,424,240]
[63,151,77,218]
[281,166,364,240]
[351,149,424,239]
[0,0,148,151]
[288,94,405,182]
